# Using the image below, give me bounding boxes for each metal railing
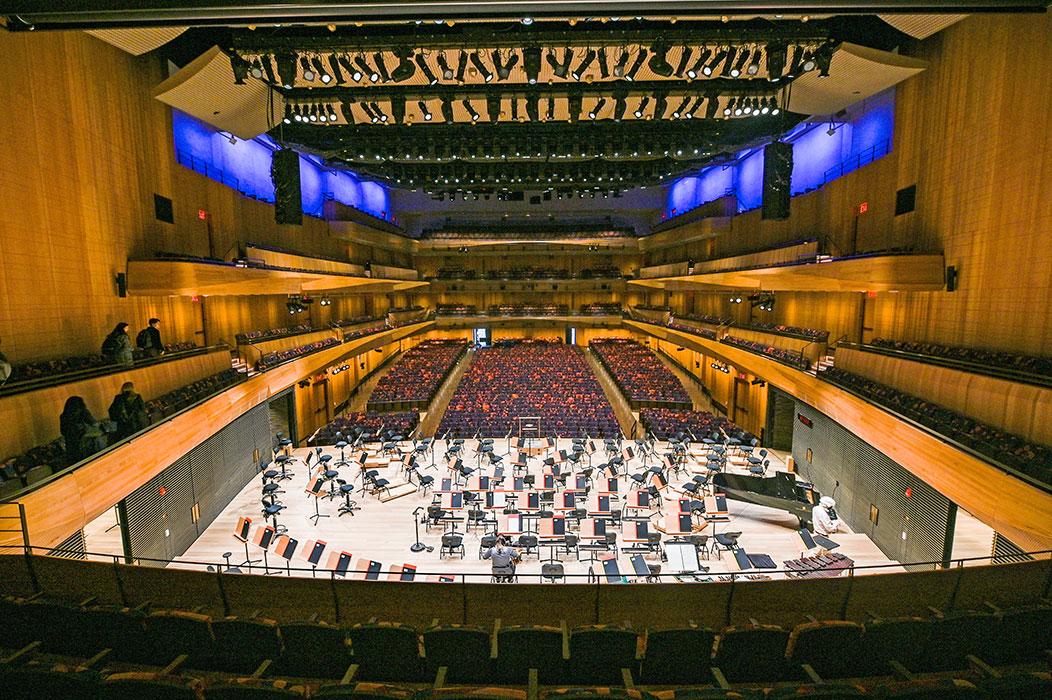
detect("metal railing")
[821,139,892,186]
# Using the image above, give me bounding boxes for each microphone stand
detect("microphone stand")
[411,506,433,553]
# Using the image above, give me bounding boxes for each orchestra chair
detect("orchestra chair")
[567,625,641,685]
[495,622,567,684]
[422,623,493,684]
[785,620,865,679]
[440,532,465,558]
[712,622,791,683]
[271,619,351,679]
[640,624,716,685]
[478,533,497,559]
[346,621,427,682]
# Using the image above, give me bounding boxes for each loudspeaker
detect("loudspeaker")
[761,141,793,221]
[271,148,302,226]
[945,265,958,292]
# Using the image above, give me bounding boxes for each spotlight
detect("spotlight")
[493,49,520,81]
[372,102,388,122]
[674,46,693,77]
[282,104,293,124]
[572,48,596,80]
[275,53,297,87]
[372,52,391,82]
[613,49,630,77]
[326,103,338,122]
[354,55,378,82]
[613,93,627,121]
[771,99,781,116]
[653,92,668,119]
[671,96,690,118]
[742,99,753,115]
[523,46,542,84]
[687,96,704,118]
[307,104,318,122]
[526,93,539,121]
[391,97,406,124]
[339,98,355,124]
[391,50,416,82]
[705,47,727,76]
[470,51,493,82]
[815,41,836,77]
[486,94,501,123]
[545,96,555,121]
[633,96,650,118]
[419,101,432,121]
[247,57,262,80]
[311,56,330,83]
[730,48,750,77]
[787,45,806,77]
[299,55,315,81]
[625,48,648,81]
[588,97,606,119]
[733,100,743,116]
[746,48,762,75]
[463,100,480,121]
[704,91,719,119]
[765,42,787,80]
[441,97,454,122]
[597,47,610,78]
[546,48,572,78]
[802,50,817,72]
[437,53,454,80]
[687,47,711,79]
[723,97,735,117]
[413,53,437,84]
[647,43,674,77]
[567,92,583,122]
[455,50,468,82]
[326,53,344,83]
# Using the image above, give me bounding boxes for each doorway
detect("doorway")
[473,327,490,346]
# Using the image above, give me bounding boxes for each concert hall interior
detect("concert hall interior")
[1,2,1052,698]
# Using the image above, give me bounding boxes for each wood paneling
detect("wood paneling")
[628,320,1052,552]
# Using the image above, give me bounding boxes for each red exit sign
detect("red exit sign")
[857,201,869,215]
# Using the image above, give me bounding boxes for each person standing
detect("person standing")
[136,318,164,358]
[102,322,134,367]
[812,496,843,537]
[108,381,150,440]
[60,396,106,465]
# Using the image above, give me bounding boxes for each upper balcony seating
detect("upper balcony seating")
[870,338,1052,381]
[486,304,569,317]
[439,341,619,437]
[590,339,691,407]
[256,338,342,371]
[369,341,468,405]
[677,313,732,326]
[311,411,419,445]
[579,303,623,316]
[0,368,243,496]
[640,408,756,443]
[235,325,319,345]
[3,342,200,392]
[331,315,385,329]
[667,321,718,341]
[819,366,1052,486]
[435,304,479,317]
[744,321,829,342]
[721,336,812,371]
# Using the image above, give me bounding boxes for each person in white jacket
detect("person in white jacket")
[812,496,843,537]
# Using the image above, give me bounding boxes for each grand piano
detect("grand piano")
[712,471,821,528]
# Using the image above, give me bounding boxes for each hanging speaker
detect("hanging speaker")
[761,141,793,221]
[271,148,302,225]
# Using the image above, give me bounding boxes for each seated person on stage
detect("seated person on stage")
[812,496,843,537]
[482,536,520,582]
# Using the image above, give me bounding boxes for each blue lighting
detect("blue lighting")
[663,90,896,220]
[172,110,391,221]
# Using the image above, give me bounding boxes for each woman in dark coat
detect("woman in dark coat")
[60,395,105,465]
[102,322,134,367]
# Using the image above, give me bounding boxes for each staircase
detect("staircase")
[230,352,254,377]
[811,353,836,377]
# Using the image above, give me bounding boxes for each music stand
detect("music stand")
[305,475,330,525]
[234,516,261,568]
[302,539,327,578]
[327,550,354,578]
[253,524,280,575]
[274,534,299,576]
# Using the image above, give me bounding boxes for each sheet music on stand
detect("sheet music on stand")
[517,416,541,445]
[665,541,710,582]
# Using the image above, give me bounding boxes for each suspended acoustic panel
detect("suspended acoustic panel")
[153,45,282,140]
[787,42,928,116]
[879,14,968,39]
[85,27,187,55]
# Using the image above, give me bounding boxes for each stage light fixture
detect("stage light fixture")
[613,49,630,77]
[633,96,649,118]
[786,45,805,77]
[802,49,817,73]
[704,92,719,119]
[322,53,343,84]
[470,51,493,82]
[440,97,455,122]
[391,97,406,124]
[625,48,648,81]
[671,96,690,118]
[298,55,316,81]
[463,100,480,121]
[354,55,379,82]
[686,95,704,118]
[526,93,539,121]
[770,99,781,116]
[568,92,583,122]
[486,94,501,123]
[653,92,668,119]
[326,103,339,122]
[493,49,520,81]
[572,48,596,80]
[455,50,468,82]
[742,99,753,115]
[339,99,355,124]
[409,53,435,84]
[746,48,762,76]
[307,104,318,122]
[673,46,694,77]
[733,100,743,116]
[648,43,674,77]
[373,102,388,122]
[720,46,740,77]
[372,52,391,82]
[523,46,542,84]
[815,41,836,77]
[723,97,734,117]
[390,51,416,83]
[284,104,295,123]
[597,47,610,78]
[546,96,555,121]
[546,48,572,78]
[588,97,606,119]
[730,48,750,77]
[686,47,712,79]
[613,93,627,121]
[310,56,331,83]
[437,53,454,80]
[245,57,262,81]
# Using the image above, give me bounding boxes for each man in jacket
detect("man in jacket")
[136,318,164,357]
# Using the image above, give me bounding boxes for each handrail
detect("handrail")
[3,544,1049,582]
[821,139,892,186]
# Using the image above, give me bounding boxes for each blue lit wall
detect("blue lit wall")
[172,110,391,221]
[663,89,896,219]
